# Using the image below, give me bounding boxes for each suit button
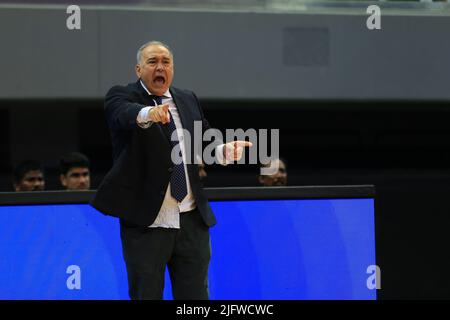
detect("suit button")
[168,167,173,173]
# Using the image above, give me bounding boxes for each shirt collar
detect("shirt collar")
[139,79,171,98]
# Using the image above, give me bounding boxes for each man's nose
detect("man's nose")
[156,62,164,71]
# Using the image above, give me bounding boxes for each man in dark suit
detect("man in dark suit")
[91,41,251,300]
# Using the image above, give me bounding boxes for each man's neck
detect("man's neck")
[139,79,170,98]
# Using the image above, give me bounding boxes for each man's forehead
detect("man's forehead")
[270,159,284,167]
[143,45,172,58]
[24,170,43,177]
[68,167,89,173]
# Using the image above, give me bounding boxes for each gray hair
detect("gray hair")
[136,40,173,65]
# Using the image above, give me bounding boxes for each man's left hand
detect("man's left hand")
[223,141,253,162]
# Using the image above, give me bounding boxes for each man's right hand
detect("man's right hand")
[148,104,170,124]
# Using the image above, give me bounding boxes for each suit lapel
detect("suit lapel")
[170,88,195,165]
[136,79,154,104]
[170,87,194,135]
[135,82,194,146]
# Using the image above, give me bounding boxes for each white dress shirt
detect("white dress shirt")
[136,80,226,229]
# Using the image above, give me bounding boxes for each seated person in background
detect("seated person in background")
[198,162,207,182]
[258,158,288,186]
[59,152,91,190]
[12,160,45,191]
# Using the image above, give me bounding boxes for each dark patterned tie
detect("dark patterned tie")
[153,95,188,203]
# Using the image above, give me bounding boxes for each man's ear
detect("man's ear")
[60,174,67,187]
[135,64,141,78]
[258,175,265,185]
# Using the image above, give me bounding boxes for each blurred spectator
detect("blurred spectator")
[198,162,208,181]
[258,158,288,186]
[59,152,91,190]
[12,160,45,191]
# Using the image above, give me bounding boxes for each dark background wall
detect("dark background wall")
[1,6,450,100]
[1,4,450,299]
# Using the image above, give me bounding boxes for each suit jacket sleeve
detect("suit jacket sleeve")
[105,85,147,131]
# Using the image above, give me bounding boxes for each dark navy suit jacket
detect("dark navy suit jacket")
[90,80,216,227]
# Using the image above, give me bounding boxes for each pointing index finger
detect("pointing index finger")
[234,140,253,148]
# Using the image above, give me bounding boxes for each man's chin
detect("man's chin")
[150,86,168,96]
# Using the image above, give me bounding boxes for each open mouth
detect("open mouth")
[153,75,166,85]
